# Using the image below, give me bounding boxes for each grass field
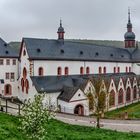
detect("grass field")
[105,102,140,119]
[0,112,140,140]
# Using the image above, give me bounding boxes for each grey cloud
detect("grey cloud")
[0,0,140,42]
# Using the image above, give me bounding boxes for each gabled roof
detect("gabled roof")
[22,37,133,62]
[0,38,18,58]
[131,48,140,62]
[31,72,136,93]
[58,86,79,102]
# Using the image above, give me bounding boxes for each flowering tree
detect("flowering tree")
[19,94,54,140]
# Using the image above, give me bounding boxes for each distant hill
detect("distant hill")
[9,42,21,52]
[8,39,140,52]
[66,39,124,48]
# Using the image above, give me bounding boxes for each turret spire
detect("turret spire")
[127,8,132,30]
[60,19,62,27]
[128,7,131,23]
[124,8,136,48]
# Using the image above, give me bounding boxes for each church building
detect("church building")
[0,10,140,116]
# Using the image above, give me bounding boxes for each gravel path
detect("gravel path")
[55,113,140,132]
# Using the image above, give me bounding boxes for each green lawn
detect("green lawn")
[105,102,140,119]
[0,113,28,140]
[0,112,140,140]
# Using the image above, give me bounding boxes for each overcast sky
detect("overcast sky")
[0,0,140,42]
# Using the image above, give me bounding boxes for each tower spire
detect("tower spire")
[128,7,131,23]
[60,18,62,27]
[124,8,136,48]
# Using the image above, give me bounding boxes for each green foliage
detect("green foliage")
[0,113,28,140]
[87,92,94,110]
[105,101,140,119]
[86,78,108,128]
[19,94,54,140]
[98,91,106,111]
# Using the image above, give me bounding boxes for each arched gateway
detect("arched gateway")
[74,104,84,116]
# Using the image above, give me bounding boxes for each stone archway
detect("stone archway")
[74,104,84,116]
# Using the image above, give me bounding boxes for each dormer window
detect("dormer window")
[5,50,9,54]
[37,48,41,53]
[4,43,7,47]
[80,51,83,55]
[95,52,99,56]
[60,49,64,54]
[110,54,113,57]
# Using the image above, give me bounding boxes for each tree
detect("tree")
[87,78,107,128]
[19,94,55,140]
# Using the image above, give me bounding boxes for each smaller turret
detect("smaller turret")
[57,19,65,41]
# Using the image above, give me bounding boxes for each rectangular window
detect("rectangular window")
[11,73,15,80]
[6,73,10,79]
[6,59,10,65]
[13,59,16,65]
[0,59,3,65]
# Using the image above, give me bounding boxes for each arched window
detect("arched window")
[57,67,62,76]
[109,90,115,107]
[118,67,120,73]
[133,86,137,100]
[25,79,29,94]
[38,67,44,76]
[80,67,84,75]
[4,84,12,95]
[86,67,90,74]
[126,87,131,102]
[129,67,131,72]
[99,67,102,74]
[103,67,106,74]
[23,49,26,56]
[118,88,123,104]
[114,67,116,73]
[65,67,69,75]
[126,67,128,73]
[23,67,27,79]
[21,78,24,92]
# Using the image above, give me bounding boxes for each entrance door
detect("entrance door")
[74,104,84,116]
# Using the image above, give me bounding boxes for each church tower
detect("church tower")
[57,19,65,41]
[124,8,136,48]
